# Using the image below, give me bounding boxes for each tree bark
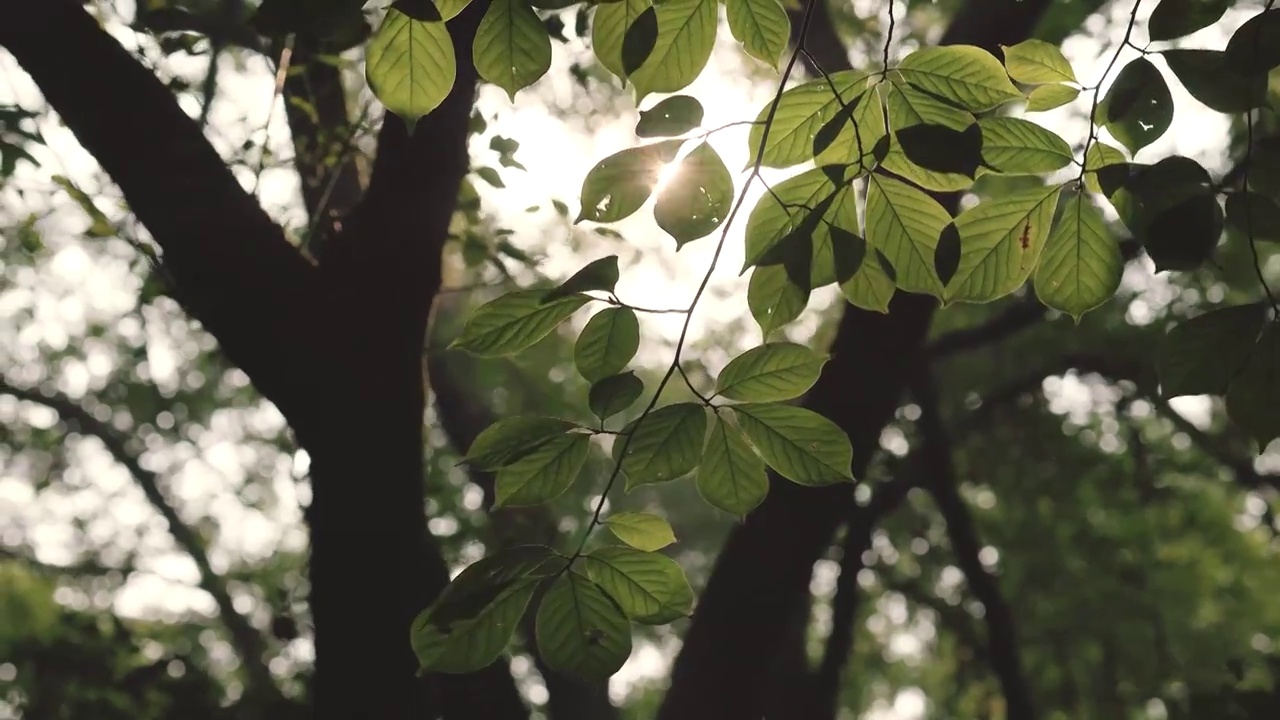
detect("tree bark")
[656,2,1055,718]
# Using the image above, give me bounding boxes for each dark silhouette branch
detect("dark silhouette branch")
[0,381,280,707]
[0,1,323,434]
[912,373,1036,720]
[658,2,1055,717]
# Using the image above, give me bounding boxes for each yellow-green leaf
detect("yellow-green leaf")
[1000,38,1076,84]
[366,8,456,130]
[944,184,1062,304]
[581,546,693,624]
[654,142,734,246]
[536,571,632,681]
[494,433,591,507]
[593,0,653,82]
[865,174,952,297]
[451,290,591,357]
[1025,83,1080,112]
[746,70,874,169]
[613,403,707,489]
[577,139,685,223]
[715,342,828,402]
[748,264,809,335]
[731,403,854,485]
[726,0,790,67]
[978,117,1073,175]
[1033,194,1122,321]
[473,0,552,101]
[603,512,677,551]
[629,0,717,101]
[896,45,1021,112]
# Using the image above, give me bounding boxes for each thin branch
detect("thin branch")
[913,373,1036,720]
[0,381,280,705]
[1,1,324,435]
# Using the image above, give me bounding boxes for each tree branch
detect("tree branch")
[1,1,323,434]
[912,373,1036,720]
[658,2,1055,717]
[0,381,280,707]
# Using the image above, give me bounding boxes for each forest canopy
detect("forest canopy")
[2,0,1280,719]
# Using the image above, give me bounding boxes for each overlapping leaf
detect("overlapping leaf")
[697,415,768,517]
[603,512,676,552]
[589,372,645,421]
[654,142,733,246]
[464,417,576,470]
[494,432,591,507]
[748,263,809,335]
[746,70,873,169]
[945,183,1062,304]
[715,342,828,402]
[628,0,717,101]
[452,291,591,356]
[581,546,693,623]
[577,139,685,223]
[1158,303,1269,398]
[593,0,654,81]
[613,403,707,489]
[536,571,632,681]
[978,117,1073,175]
[575,307,641,382]
[865,175,952,297]
[731,403,854,485]
[896,45,1022,112]
[1095,58,1172,155]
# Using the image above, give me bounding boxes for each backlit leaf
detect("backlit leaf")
[654,142,734,246]
[1158,302,1268,398]
[879,82,975,192]
[621,6,659,76]
[896,45,1022,112]
[945,183,1062,304]
[742,166,859,273]
[697,415,769,517]
[577,140,685,223]
[637,95,704,137]
[628,0,717,102]
[1083,140,1128,194]
[473,0,552,101]
[593,0,653,81]
[715,342,828,402]
[978,117,1073,175]
[732,403,854,485]
[575,307,641,382]
[603,512,676,552]
[536,571,632,681]
[748,263,809,335]
[464,417,576,470]
[1025,83,1080,112]
[1096,58,1173,155]
[1033,194,1122,321]
[545,256,620,301]
[432,0,474,22]
[418,545,559,633]
[581,546,693,623]
[1001,39,1076,84]
[451,290,590,357]
[366,7,455,130]
[726,0,790,66]
[589,372,645,420]
[613,403,707,489]
[494,432,591,507]
[412,578,538,673]
[746,70,873,169]
[865,174,953,297]
[839,249,897,313]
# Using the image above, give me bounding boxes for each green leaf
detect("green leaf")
[575,307,641,382]
[613,403,707,489]
[536,571,632,682]
[589,372,645,420]
[545,256,621,302]
[715,342,828,402]
[473,0,552,101]
[697,415,769,517]
[1083,140,1128,194]
[1225,192,1280,241]
[1112,158,1221,271]
[593,0,654,82]
[878,83,976,192]
[621,6,659,76]
[896,45,1022,112]
[839,249,897,313]
[577,139,685,223]
[464,417,577,470]
[1149,0,1230,41]
[1025,83,1080,112]
[1163,49,1268,114]
[581,546,693,623]
[726,0,790,66]
[432,0,475,21]
[637,95,704,138]
[628,0,717,102]
[865,174,953,297]
[742,166,859,274]
[475,166,505,188]
[494,433,591,507]
[1224,9,1280,75]
[1095,58,1173,155]
[978,117,1074,175]
[731,403,853,485]
[1033,194,1122,321]
[1158,303,1269,398]
[748,263,809,335]
[416,545,559,633]
[603,512,676,551]
[1000,39,1076,84]
[413,569,543,673]
[366,7,455,131]
[945,184,1061,304]
[883,81,975,130]
[654,142,734,246]
[451,290,590,357]
[1225,326,1280,449]
[746,70,873,169]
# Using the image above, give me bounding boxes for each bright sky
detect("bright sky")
[0,0,1269,716]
